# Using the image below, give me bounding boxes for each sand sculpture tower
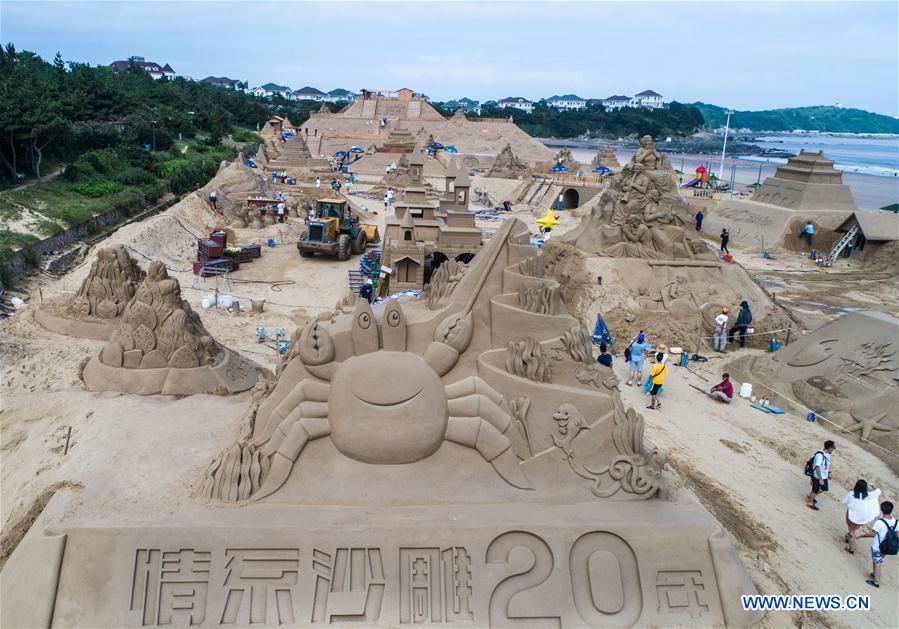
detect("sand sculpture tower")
[751,149,858,211]
[487,143,531,178]
[82,261,257,395]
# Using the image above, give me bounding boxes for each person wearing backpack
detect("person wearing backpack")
[805,440,835,511]
[857,501,897,588]
[646,352,666,411]
[842,479,882,554]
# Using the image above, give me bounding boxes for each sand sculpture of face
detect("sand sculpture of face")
[247,300,532,500]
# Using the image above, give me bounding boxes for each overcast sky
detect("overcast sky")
[2,1,897,115]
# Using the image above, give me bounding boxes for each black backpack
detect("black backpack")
[803,451,823,477]
[878,519,899,556]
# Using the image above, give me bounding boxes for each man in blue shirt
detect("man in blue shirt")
[802,221,814,247]
[597,344,612,368]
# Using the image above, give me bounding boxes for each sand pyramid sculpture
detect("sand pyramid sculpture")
[562,135,712,260]
[487,143,531,178]
[4,220,762,627]
[548,147,579,172]
[82,261,257,395]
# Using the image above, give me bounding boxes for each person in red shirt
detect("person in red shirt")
[708,372,733,403]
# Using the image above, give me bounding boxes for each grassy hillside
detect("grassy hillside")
[691,103,899,134]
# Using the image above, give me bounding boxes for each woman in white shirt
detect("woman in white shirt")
[842,479,881,554]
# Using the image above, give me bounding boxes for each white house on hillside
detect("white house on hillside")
[632,90,664,109]
[497,97,534,113]
[601,95,632,110]
[546,94,586,111]
[109,56,175,80]
[293,86,328,101]
[253,83,292,99]
[326,88,357,103]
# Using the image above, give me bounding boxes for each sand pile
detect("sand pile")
[429,115,553,163]
[83,261,257,395]
[199,159,276,224]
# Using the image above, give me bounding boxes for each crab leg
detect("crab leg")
[447,393,512,436]
[253,416,331,500]
[446,416,533,490]
[254,379,329,444]
[445,376,504,406]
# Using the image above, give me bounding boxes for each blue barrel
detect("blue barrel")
[267,238,275,247]
[806,411,816,422]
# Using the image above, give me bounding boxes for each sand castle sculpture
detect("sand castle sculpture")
[591,144,621,170]
[728,310,898,460]
[547,147,579,172]
[487,143,531,178]
[379,159,482,292]
[34,245,145,340]
[562,136,713,261]
[82,261,257,395]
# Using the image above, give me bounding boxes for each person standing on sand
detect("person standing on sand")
[856,501,897,588]
[801,221,814,248]
[805,440,835,510]
[647,353,666,410]
[695,209,703,232]
[712,307,729,352]
[842,480,882,554]
[557,193,564,210]
[315,177,321,189]
[729,301,752,348]
[720,228,730,254]
[707,372,733,403]
[625,332,652,387]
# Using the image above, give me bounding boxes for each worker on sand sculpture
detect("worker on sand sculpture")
[729,300,752,348]
[707,372,734,404]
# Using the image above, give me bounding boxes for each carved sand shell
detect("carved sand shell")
[169,344,200,368]
[96,298,118,319]
[133,324,156,353]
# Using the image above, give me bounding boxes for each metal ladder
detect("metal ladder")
[823,224,858,267]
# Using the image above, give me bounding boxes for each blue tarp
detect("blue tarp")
[246,159,257,169]
[334,151,347,158]
[591,166,611,173]
[551,164,568,172]
[349,146,364,153]
[592,313,613,347]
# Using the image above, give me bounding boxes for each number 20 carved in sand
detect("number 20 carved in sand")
[486,531,642,627]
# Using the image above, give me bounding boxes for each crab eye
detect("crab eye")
[381,301,406,352]
[351,300,379,355]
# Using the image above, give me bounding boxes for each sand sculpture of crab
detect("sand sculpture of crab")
[227,298,530,501]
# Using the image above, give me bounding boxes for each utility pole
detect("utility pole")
[718,109,734,182]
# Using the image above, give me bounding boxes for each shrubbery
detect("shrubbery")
[112,167,156,186]
[72,177,124,197]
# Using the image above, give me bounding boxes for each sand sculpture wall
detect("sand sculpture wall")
[728,310,899,462]
[34,245,145,340]
[82,261,257,395]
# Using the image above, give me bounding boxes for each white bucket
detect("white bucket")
[219,294,233,309]
[201,296,213,309]
[739,382,753,398]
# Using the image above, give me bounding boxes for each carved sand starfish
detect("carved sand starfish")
[845,412,893,440]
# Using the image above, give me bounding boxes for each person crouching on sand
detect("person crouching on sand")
[708,372,733,403]
[842,479,882,554]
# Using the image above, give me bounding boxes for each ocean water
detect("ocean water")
[564,136,899,210]
[741,134,899,178]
